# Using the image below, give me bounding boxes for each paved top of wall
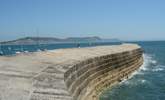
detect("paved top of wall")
[0,44,141,100]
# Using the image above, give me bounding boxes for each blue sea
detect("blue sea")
[0,41,165,100]
[0,42,121,56]
[100,41,165,100]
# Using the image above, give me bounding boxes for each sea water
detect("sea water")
[100,41,165,100]
[0,42,121,56]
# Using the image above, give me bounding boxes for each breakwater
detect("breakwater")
[0,44,143,100]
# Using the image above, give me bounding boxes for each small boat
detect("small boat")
[37,49,42,52]
[15,43,24,54]
[43,49,48,51]
[16,51,21,54]
[24,50,29,53]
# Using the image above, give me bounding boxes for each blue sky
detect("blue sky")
[0,0,165,41]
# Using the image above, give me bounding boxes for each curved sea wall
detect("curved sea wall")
[64,45,143,100]
[0,44,143,100]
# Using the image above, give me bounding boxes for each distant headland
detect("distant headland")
[0,36,120,45]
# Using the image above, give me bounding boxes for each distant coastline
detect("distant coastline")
[0,36,120,45]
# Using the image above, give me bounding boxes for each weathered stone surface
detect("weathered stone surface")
[0,44,143,100]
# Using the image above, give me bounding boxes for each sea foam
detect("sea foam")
[120,54,154,85]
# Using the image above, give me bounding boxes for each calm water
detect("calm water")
[0,42,121,56]
[100,41,165,100]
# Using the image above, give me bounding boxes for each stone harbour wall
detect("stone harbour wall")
[64,48,143,100]
[0,44,143,100]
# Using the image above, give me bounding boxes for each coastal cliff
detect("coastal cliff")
[0,44,143,100]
